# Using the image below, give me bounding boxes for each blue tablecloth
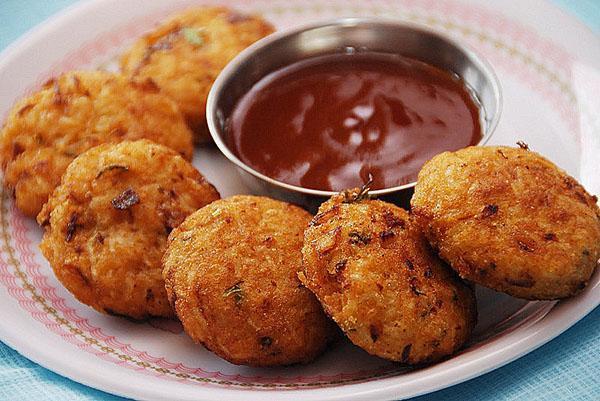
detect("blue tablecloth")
[0,1,598,400]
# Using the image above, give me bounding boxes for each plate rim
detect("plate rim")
[0,0,598,400]
[0,276,597,401]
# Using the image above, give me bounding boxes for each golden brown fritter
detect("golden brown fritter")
[38,140,219,319]
[163,195,336,366]
[120,7,274,142]
[411,145,600,300]
[301,190,477,364]
[0,70,194,218]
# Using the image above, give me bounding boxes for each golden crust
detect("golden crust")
[38,140,219,319]
[120,7,274,142]
[301,192,477,364]
[411,145,600,300]
[163,195,336,366]
[0,70,194,217]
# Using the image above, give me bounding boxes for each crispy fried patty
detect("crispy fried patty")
[163,195,336,366]
[120,7,274,142]
[301,190,477,364]
[38,140,219,319]
[411,145,600,300]
[0,70,194,217]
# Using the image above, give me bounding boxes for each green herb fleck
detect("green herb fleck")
[259,336,272,348]
[348,231,371,245]
[342,173,374,203]
[182,27,205,46]
[409,277,424,296]
[111,188,140,210]
[96,164,129,179]
[223,281,244,305]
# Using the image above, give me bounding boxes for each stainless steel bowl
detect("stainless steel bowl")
[207,18,502,209]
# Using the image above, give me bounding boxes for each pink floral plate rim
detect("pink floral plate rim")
[0,0,597,399]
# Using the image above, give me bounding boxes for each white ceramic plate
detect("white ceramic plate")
[0,1,598,400]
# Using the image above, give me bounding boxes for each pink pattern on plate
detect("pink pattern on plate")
[0,0,585,389]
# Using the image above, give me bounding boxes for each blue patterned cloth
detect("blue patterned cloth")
[0,1,598,400]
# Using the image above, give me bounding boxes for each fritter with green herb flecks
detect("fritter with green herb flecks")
[0,70,194,218]
[301,190,477,364]
[163,195,337,366]
[120,7,274,142]
[411,145,600,300]
[38,140,219,319]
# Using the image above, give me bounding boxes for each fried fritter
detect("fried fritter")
[163,195,336,366]
[38,140,219,319]
[301,190,477,364]
[0,70,194,218]
[120,7,274,143]
[411,145,600,300]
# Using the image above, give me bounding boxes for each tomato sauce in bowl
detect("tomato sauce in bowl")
[227,53,482,192]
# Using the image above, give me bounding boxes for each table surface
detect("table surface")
[0,1,598,400]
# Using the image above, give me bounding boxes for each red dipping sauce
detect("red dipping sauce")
[227,53,482,191]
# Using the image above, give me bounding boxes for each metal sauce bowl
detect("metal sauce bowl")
[207,18,502,210]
